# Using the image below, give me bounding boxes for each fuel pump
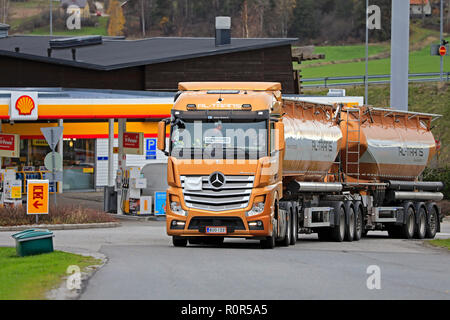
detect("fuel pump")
[0,168,22,207]
[118,166,152,215]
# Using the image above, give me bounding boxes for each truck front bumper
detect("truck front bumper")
[166,211,272,238]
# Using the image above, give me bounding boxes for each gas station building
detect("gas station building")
[0,88,173,191]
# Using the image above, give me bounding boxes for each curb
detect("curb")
[46,250,108,300]
[108,213,166,222]
[0,222,121,232]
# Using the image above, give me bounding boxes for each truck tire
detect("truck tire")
[173,236,188,247]
[425,205,439,239]
[344,204,355,242]
[354,203,363,241]
[331,205,345,242]
[414,206,427,239]
[280,210,291,247]
[401,204,415,239]
[290,207,297,245]
[261,219,277,249]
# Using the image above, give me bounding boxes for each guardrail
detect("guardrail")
[302,72,450,88]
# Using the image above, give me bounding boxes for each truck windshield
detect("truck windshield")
[170,119,267,160]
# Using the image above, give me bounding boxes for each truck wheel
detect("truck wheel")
[354,205,363,241]
[331,206,345,242]
[173,236,188,247]
[261,220,277,249]
[425,205,438,239]
[280,212,291,247]
[414,206,426,239]
[401,205,415,239]
[290,209,297,245]
[344,205,355,242]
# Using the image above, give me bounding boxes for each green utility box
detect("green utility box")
[11,229,55,257]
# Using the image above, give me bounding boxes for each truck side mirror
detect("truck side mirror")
[274,121,285,151]
[157,120,169,156]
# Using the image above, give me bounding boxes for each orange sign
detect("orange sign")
[26,180,49,215]
[439,45,447,56]
[15,95,36,115]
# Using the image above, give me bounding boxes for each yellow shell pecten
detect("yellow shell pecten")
[15,95,35,115]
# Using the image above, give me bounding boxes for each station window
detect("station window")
[2,138,96,191]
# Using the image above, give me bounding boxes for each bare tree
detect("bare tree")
[1,0,10,24]
[242,0,249,37]
[141,0,145,37]
[276,0,296,37]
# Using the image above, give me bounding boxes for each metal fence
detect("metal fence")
[302,72,450,88]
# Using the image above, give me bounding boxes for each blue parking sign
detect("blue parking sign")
[146,138,157,152]
[146,138,157,160]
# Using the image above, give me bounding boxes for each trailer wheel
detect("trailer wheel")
[344,205,355,242]
[401,205,415,239]
[425,205,438,239]
[354,204,363,241]
[290,207,297,245]
[331,206,345,242]
[414,206,426,239]
[173,236,188,247]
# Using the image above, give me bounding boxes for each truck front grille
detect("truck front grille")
[180,175,254,211]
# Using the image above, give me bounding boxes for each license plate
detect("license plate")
[205,226,227,234]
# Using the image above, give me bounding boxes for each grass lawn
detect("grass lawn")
[0,247,100,300]
[295,43,389,67]
[427,239,450,250]
[297,24,448,80]
[298,41,450,79]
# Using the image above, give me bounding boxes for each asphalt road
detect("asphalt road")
[1,218,449,300]
[80,220,450,300]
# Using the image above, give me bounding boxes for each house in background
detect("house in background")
[60,0,91,18]
[410,0,432,16]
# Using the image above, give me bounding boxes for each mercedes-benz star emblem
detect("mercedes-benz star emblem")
[209,172,226,189]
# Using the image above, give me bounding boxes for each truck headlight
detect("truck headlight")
[170,201,186,216]
[246,196,265,217]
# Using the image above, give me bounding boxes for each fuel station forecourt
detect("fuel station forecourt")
[0,88,173,211]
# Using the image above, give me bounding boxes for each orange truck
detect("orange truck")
[157,82,443,248]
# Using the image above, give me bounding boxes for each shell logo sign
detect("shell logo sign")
[9,91,38,120]
[15,95,36,115]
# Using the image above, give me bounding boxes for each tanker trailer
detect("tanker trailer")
[269,100,443,243]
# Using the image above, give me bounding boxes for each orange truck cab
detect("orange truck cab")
[158,82,286,248]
